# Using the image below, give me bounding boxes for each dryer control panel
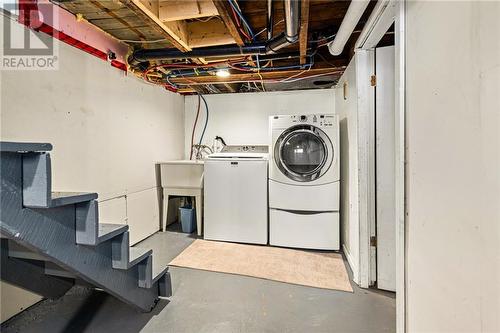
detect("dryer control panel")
[271,114,336,129]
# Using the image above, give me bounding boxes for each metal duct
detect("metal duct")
[265,0,300,54]
[267,0,274,40]
[284,0,299,42]
[128,0,300,67]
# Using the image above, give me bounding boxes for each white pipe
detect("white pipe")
[355,0,396,49]
[328,0,371,56]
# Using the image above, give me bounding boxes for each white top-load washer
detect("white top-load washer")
[269,114,340,250]
[204,145,268,245]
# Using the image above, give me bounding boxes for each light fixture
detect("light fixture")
[215,69,230,78]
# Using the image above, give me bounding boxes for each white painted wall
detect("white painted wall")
[406,1,500,332]
[183,90,335,157]
[0,22,185,322]
[335,58,360,284]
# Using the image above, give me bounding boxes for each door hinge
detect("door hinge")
[370,236,377,247]
[370,75,376,87]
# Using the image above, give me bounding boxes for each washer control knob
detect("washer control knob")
[300,115,307,122]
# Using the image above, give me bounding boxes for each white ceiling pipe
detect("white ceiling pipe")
[355,0,396,50]
[328,0,371,56]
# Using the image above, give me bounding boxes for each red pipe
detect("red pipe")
[17,0,128,72]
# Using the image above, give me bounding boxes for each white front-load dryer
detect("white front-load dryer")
[269,114,340,250]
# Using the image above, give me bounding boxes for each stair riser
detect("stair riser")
[158,272,172,297]
[75,200,99,245]
[22,153,51,207]
[138,256,169,290]
[112,232,130,269]
[138,256,153,288]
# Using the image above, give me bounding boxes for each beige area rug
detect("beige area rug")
[169,239,353,292]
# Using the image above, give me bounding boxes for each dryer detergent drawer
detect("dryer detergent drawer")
[269,209,339,250]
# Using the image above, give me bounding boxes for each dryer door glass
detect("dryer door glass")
[281,132,325,173]
[276,125,332,182]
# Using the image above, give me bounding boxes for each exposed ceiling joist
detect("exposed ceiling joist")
[88,0,146,41]
[299,0,310,65]
[177,87,197,94]
[164,19,190,48]
[158,0,219,22]
[212,0,246,46]
[188,19,235,48]
[126,0,192,51]
[49,0,378,94]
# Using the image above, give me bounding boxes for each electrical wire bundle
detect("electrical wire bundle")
[228,0,255,42]
[141,53,335,92]
[137,0,348,93]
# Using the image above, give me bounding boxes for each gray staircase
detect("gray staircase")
[0,141,172,312]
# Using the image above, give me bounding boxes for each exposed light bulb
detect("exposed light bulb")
[215,69,230,78]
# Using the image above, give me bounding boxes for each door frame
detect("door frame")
[354,0,406,332]
[394,2,406,331]
[354,48,376,289]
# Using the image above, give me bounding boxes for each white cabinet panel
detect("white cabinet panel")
[204,159,268,244]
[127,188,161,245]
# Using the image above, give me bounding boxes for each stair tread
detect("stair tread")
[25,191,98,208]
[129,248,152,267]
[0,141,52,152]
[52,191,93,199]
[51,192,98,206]
[97,223,128,244]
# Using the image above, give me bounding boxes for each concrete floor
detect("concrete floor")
[1,224,395,333]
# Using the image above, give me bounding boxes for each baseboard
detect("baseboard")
[343,244,360,285]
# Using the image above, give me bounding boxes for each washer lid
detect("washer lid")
[275,125,333,182]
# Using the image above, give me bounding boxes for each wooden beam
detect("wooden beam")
[177,87,197,94]
[192,58,209,65]
[188,20,236,48]
[299,0,310,65]
[212,0,245,46]
[122,0,191,51]
[169,68,343,85]
[139,0,159,13]
[164,20,189,46]
[158,0,219,22]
